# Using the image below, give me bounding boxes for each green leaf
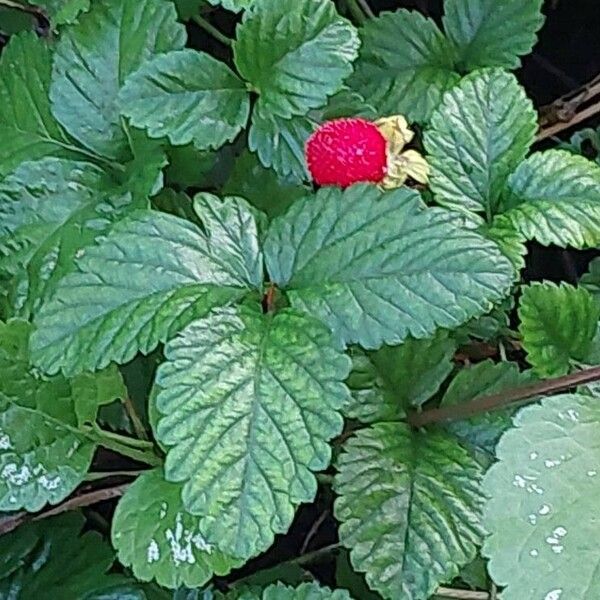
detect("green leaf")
[112,468,241,589]
[349,10,459,122]
[494,150,600,248]
[518,282,600,377]
[425,69,537,218]
[0,512,127,598]
[248,105,315,182]
[442,0,545,71]
[229,582,353,600]
[440,360,537,455]
[581,257,600,300]
[483,393,600,599]
[0,33,82,177]
[223,151,308,220]
[119,50,250,152]
[0,158,142,317]
[206,0,254,11]
[156,304,349,559]
[234,0,359,119]
[31,195,264,376]
[562,126,600,166]
[0,321,97,511]
[455,294,514,343]
[265,185,514,349]
[345,331,456,423]
[335,423,484,600]
[50,0,186,160]
[41,0,91,24]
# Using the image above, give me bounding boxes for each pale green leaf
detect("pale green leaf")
[440,360,537,455]
[0,512,128,598]
[41,0,91,24]
[335,423,484,600]
[112,469,241,589]
[425,69,537,217]
[443,0,545,71]
[31,196,263,376]
[581,257,600,300]
[345,331,456,423]
[494,150,600,248]
[483,393,600,600]
[0,158,142,317]
[119,50,250,151]
[156,304,349,559]
[230,582,353,599]
[518,282,600,377]
[50,0,186,159]
[206,0,254,11]
[234,0,359,119]
[0,33,82,177]
[0,321,95,512]
[265,185,514,349]
[349,10,460,122]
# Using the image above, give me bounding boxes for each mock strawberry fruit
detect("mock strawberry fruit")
[305,118,388,188]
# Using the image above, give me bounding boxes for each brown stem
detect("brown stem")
[436,588,489,600]
[409,364,600,428]
[0,483,129,537]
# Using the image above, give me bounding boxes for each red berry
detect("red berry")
[305,118,388,187]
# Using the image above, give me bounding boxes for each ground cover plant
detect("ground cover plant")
[1,0,600,598]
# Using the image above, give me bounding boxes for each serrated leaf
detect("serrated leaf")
[50,0,186,160]
[265,185,514,349]
[0,33,84,177]
[229,582,352,600]
[335,423,484,600]
[456,294,514,343]
[581,257,600,300]
[156,304,349,559]
[493,150,600,248]
[248,104,315,182]
[234,0,359,119]
[112,469,241,589]
[223,151,308,220]
[349,10,459,122]
[0,158,142,317]
[483,393,600,599]
[518,282,600,377]
[442,0,545,71]
[425,69,537,217]
[0,320,97,511]
[31,196,263,376]
[440,360,537,455]
[206,0,254,11]
[119,50,250,152]
[40,0,91,24]
[0,512,127,598]
[345,331,456,423]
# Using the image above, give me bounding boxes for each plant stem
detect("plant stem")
[122,396,148,441]
[436,589,489,600]
[85,470,145,481]
[193,15,232,47]
[91,426,161,466]
[356,0,375,18]
[409,364,600,428]
[345,0,367,23]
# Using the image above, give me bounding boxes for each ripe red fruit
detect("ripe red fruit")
[305,118,388,188]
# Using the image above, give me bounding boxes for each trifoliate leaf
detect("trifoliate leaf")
[345,331,456,423]
[50,0,186,160]
[248,104,316,182]
[518,282,600,377]
[31,196,264,376]
[206,0,254,11]
[483,393,600,600]
[349,10,460,122]
[112,469,241,589]
[156,304,350,559]
[442,0,545,71]
[223,151,308,220]
[0,33,81,177]
[0,158,142,317]
[494,150,600,248]
[119,50,250,152]
[0,320,96,511]
[335,423,484,600]
[440,360,537,455]
[425,69,537,217]
[265,185,514,349]
[0,512,127,598]
[234,0,359,119]
[229,582,353,599]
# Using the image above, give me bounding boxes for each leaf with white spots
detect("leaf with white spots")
[228,581,353,599]
[112,469,241,589]
[0,320,99,512]
[483,393,600,599]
